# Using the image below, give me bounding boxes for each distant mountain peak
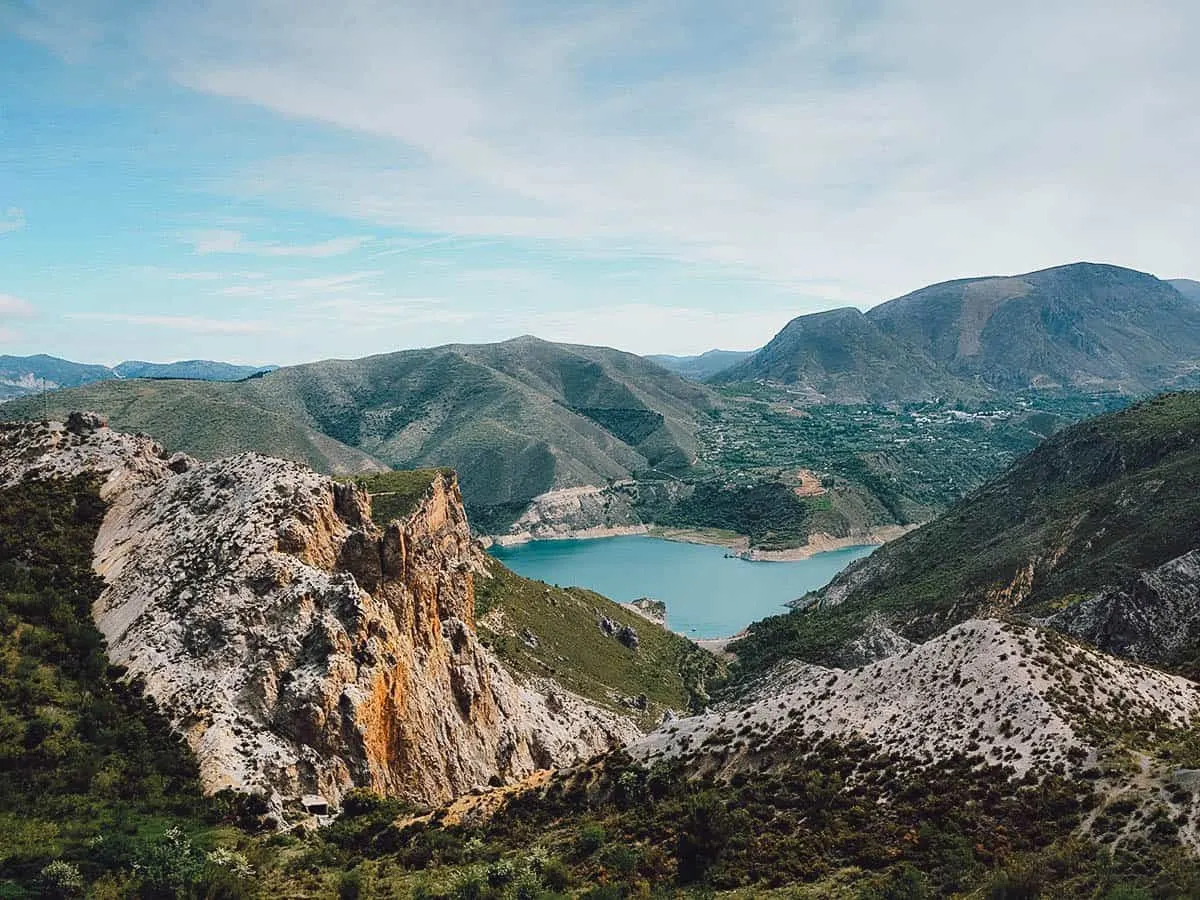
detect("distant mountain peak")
[718,261,1200,400]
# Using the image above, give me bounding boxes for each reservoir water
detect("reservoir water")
[489,535,876,639]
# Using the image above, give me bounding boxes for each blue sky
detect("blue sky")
[1,0,1198,366]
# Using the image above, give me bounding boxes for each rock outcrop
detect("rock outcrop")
[491,485,645,545]
[1049,550,1200,666]
[0,418,636,816]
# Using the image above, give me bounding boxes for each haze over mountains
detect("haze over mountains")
[714,263,1200,400]
[646,349,753,380]
[0,354,276,400]
[1172,278,1200,304]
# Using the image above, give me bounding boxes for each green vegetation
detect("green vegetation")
[0,476,260,898]
[474,560,722,721]
[0,337,714,532]
[343,468,456,524]
[0,379,384,475]
[649,480,814,550]
[273,734,1200,898]
[2,474,1197,899]
[728,392,1200,677]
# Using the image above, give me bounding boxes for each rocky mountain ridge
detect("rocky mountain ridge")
[717,263,1200,401]
[0,416,636,817]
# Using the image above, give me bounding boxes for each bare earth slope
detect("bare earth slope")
[636,619,1200,781]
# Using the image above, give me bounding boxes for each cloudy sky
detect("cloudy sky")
[1,0,1198,365]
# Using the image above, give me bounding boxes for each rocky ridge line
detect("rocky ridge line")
[0,417,637,817]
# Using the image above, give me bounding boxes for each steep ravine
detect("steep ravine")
[0,416,637,817]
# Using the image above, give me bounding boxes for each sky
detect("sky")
[1,0,1198,366]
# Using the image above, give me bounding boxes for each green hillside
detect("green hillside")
[0,379,386,475]
[0,336,717,532]
[729,391,1200,677]
[0,475,258,898]
[475,561,721,723]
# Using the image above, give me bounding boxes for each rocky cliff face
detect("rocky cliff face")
[1049,550,1200,666]
[0,417,635,816]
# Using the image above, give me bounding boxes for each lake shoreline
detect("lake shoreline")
[486,522,918,559]
[490,534,877,642]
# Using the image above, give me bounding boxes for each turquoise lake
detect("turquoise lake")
[489,536,876,639]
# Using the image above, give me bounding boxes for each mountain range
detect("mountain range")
[0,354,276,400]
[0,337,716,532]
[4,261,1199,547]
[714,263,1200,400]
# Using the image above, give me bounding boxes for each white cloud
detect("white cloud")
[494,304,791,355]
[0,294,35,317]
[182,229,370,258]
[0,293,34,344]
[0,208,25,235]
[65,312,271,335]
[133,0,1200,304]
[299,296,474,328]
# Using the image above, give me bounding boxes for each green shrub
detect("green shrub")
[542,858,571,891]
[337,867,365,900]
[599,843,640,877]
[450,866,486,900]
[574,825,606,858]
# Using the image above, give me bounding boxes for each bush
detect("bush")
[574,824,606,858]
[599,843,640,877]
[38,861,83,899]
[542,858,571,891]
[337,867,365,900]
[985,865,1044,900]
[485,858,517,888]
[340,790,387,819]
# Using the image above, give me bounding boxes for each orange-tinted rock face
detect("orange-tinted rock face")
[0,418,637,818]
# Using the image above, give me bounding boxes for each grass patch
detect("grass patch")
[475,558,723,720]
[341,467,456,524]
